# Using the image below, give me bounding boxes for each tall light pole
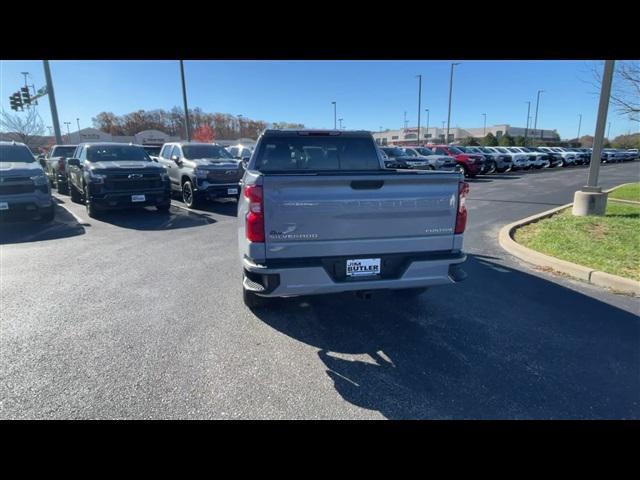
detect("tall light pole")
[534,89,544,139]
[331,101,337,129]
[338,118,343,130]
[573,60,615,217]
[576,114,582,143]
[404,111,408,129]
[179,60,191,141]
[238,114,243,139]
[76,118,81,133]
[607,122,611,140]
[64,121,71,142]
[441,120,445,141]
[416,74,422,145]
[524,101,531,146]
[425,109,430,140]
[482,113,487,136]
[446,62,460,144]
[42,60,62,144]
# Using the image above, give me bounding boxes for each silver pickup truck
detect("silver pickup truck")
[237,130,469,308]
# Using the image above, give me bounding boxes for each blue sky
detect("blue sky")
[1,60,638,139]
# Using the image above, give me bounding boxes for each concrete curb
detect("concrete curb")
[608,198,640,205]
[498,196,640,297]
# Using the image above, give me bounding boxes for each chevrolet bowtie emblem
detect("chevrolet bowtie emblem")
[128,174,143,179]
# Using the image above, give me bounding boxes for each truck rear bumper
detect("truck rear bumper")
[243,251,467,297]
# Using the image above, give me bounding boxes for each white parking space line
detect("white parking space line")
[52,194,86,224]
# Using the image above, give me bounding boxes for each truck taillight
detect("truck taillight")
[455,181,469,234]
[58,159,65,171]
[244,184,264,242]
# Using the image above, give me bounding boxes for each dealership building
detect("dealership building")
[372,124,559,145]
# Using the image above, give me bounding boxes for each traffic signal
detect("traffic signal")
[9,92,23,111]
[20,86,31,106]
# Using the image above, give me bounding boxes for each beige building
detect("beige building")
[372,124,559,145]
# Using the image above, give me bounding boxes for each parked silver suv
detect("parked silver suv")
[0,141,54,222]
[157,142,244,208]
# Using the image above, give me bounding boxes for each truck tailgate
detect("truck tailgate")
[262,172,461,259]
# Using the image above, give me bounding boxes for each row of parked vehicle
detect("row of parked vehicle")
[1,136,637,225]
[379,144,639,178]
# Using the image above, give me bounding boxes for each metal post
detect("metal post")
[425,109,429,141]
[332,102,336,129]
[534,89,544,132]
[404,111,407,129]
[482,113,486,136]
[416,75,422,145]
[42,60,62,144]
[524,101,531,146]
[179,60,191,142]
[338,118,343,130]
[607,122,611,140]
[576,114,582,143]
[446,62,460,144]
[64,121,71,143]
[238,114,243,139]
[587,61,615,188]
[76,118,81,133]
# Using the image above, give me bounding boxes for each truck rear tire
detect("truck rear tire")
[69,181,82,203]
[39,205,55,223]
[57,180,69,195]
[243,287,269,309]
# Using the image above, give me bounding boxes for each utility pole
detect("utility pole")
[572,60,615,217]
[404,111,408,129]
[42,60,62,144]
[524,101,531,146]
[179,60,191,141]
[76,118,81,133]
[534,89,544,140]
[332,101,337,129]
[64,121,71,143]
[607,121,611,140]
[441,120,445,141]
[446,62,460,144]
[576,114,582,144]
[425,109,430,141]
[416,74,422,145]
[338,118,343,130]
[238,114,243,139]
[482,113,487,136]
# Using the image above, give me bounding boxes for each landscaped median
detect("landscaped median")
[499,183,640,296]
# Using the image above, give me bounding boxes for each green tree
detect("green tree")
[499,133,515,146]
[481,132,498,146]
[514,136,525,146]
[460,136,479,146]
[611,133,640,149]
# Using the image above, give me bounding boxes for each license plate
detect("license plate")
[227,188,238,195]
[0,202,8,210]
[131,195,146,202]
[346,258,381,277]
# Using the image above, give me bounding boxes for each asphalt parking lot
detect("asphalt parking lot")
[1,162,639,419]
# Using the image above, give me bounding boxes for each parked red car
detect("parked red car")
[429,145,485,178]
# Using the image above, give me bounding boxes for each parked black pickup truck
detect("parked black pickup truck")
[42,144,77,194]
[66,143,171,218]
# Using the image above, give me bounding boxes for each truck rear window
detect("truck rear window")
[254,137,381,172]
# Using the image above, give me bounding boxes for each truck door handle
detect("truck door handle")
[350,180,384,190]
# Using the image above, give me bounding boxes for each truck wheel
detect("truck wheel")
[57,181,69,195]
[69,181,82,203]
[182,180,200,209]
[485,161,497,174]
[84,185,99,218]
[243,287,269,309]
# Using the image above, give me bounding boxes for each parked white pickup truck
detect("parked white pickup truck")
[237,130,469,308]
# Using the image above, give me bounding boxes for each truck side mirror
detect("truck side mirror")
[242,157,250,168]
[67,158,80,167]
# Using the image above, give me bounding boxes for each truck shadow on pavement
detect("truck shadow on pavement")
[91,205,217,231]
[0,203,86,245]
[253,255,640,419]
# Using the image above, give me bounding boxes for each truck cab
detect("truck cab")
[44,144,77,194]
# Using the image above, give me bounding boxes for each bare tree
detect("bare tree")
[0,108,47,149]
[587,61,640,123]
